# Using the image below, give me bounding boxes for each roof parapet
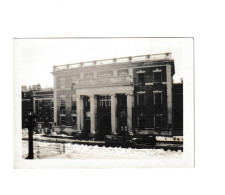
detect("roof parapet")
[53,52,172,72]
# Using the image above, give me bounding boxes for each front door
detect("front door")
[98,115,111,140]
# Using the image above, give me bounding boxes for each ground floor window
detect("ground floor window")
[60,116,66,125]
[154,115,163,128]
[100,95,111,108]
[72,116,77,125]
[137,93,146,106]
[138,116,146,128]
[60,99,66,109]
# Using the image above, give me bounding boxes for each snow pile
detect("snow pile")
[22,141,182,160]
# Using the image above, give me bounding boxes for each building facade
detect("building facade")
[52,53,175,139]
[33,89,54,130]
[22,85,54,130]
[172,82,183,136]
[22,89,33,129]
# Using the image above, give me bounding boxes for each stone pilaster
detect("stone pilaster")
[166,65,172,128]
[111,94,117,134]
[127,93,133,135]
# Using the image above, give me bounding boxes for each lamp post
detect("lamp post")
[24,109,36,159]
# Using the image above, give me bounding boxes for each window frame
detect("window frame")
[137,92,146,106]
[153,70,162,83]
[137,73,145,85]
[153,91,162,105]
[100,95,111,108]
[154,114,163,128]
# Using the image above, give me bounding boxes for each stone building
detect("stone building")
[52,53,175,139]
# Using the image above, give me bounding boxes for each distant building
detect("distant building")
[22,85,54,130]
[52,53,177,139]
[22,90,33,128]
[33,89,54,130]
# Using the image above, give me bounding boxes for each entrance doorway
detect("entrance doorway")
[98,115,111,140]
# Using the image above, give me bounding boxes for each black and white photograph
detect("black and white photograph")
[14,37,194,168]
[3,0,225,195]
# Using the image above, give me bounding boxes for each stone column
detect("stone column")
[111,94,117,134]
[80,96,84,132]
[127,93,134,135]
[76,95,81,133]
[166,65,172,128]
[90,95,97,136]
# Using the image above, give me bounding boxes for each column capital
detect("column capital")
[126,93,133,96]
[89,94,96,98]
[110,93,117,97]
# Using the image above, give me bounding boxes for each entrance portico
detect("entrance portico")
[75,86,134,137]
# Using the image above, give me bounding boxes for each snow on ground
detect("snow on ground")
[22,140,182,160]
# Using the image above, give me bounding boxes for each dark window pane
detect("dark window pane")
[155,93,162,104]
[154,72,162,82]
[61,116,66,125]
[72,100,76,110]
[155,116,162,128]
[139,117,145,128]
[138,73,145,85]
[138,94,145,106]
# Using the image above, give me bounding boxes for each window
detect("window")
[38,100,42,108]
[72,116,77,125]
[138,117,146,128]
[100,96,111,108]
[137,93,146,106]
[155,115,162,128]
[137,73,145,85]
[71,100,76,110]
[154,92,162,104]
[59,78,65,89]
[60,99,66,109]
[60,116,66,125]
[153,72,162,82]
[84,97,90,109]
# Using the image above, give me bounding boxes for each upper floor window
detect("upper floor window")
[59,78,65,89]
[100,96,111,108]
[154,91,162,105]
[38,100,42,108]
[153,71,162,82]
[137,73,145,85]
[137,93,146,106]
[60,98,66,109]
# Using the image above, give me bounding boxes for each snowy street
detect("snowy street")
[22,140,182,159]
